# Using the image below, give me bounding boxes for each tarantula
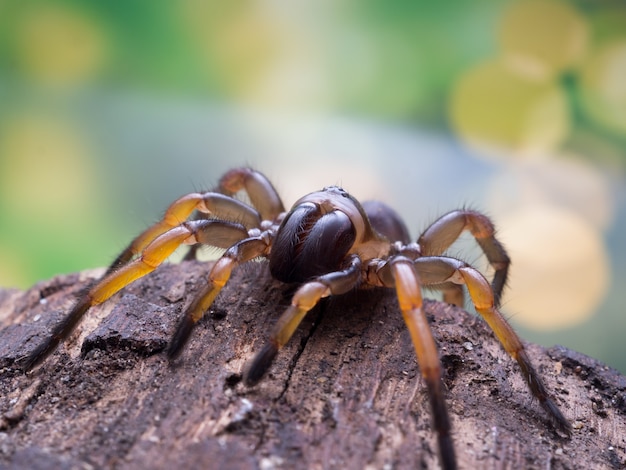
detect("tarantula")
[23,167,570,470]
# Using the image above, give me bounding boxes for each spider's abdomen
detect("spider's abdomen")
[269,201,356,283]
[362,200,411,244]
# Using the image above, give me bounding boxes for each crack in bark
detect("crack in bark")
[276,300,328,402]
[1,264,625,469]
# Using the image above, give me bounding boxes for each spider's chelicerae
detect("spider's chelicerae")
[24,167,570,470]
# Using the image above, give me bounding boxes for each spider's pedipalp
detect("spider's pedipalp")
[243,255,362,386]
[418,209,510,306]
[168,235,272,360]
[414,256,571,435]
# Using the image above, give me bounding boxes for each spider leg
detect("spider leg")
[106,192,261,275]
[243,255,362,386]
[418,210,510,306]
[180,167,285,264]
[414,256,571,436]
[22,220,248,371]
[218,167,285,221]
[374,257,456,470]
[167,235,272,359]
[433,282,465,308]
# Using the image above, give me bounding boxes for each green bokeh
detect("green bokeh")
[0,0,625,374]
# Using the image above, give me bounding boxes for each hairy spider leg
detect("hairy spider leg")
[185,168,286,263]
[418,210,510,306]
[431,282,465,309]
[243,255,363,386]
[218,167,285,221]
[167,235,272,359]
[22,220,248,372]
[380,257,457,470]
[414,256,571,435]
[106,192,262,275]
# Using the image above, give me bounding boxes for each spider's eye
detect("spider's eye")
[270,203,356,283]
[322,186,349,198]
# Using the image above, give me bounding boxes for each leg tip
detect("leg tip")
[167,316,196,361]
[243,342,278,386]
[542,398,572,437]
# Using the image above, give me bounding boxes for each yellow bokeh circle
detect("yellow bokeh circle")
[15,5,108,86]
[579,39,626,135]
[498,205,609,330]
[486,157,615,231]
[0,115,97,218]
[498,0,589,80]
[449,59,569,156]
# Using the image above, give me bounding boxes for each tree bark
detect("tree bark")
[0,261,624,469]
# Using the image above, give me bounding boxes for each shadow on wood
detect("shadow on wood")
[0,261,624,469]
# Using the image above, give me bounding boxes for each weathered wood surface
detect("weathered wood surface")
[0,261,624,469]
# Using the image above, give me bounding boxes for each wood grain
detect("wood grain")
[1,261,624,469]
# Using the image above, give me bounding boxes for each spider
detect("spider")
[22,167,570,470]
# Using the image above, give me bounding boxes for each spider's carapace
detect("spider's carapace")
[22,167,570,470]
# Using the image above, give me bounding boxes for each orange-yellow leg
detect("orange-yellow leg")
[243,256,362,385]
[167,236,272,359]
[22,220,248,371]
[437,282,465,307]
[414,256,571,435]
[106,192,261,275]
[218,167,285,221]
[418,210,510,306]
[388,257,456,470]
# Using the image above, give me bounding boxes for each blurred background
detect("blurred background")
[0,0,624,373]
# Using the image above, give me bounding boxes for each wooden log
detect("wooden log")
[0,261,624,469]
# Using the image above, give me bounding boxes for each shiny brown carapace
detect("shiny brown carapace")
[23,167,570,470]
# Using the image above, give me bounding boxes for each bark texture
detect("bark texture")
[0,261,624,469]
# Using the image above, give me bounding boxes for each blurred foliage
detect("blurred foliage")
[0,0,623,133]
[0,0,204,90]
[0,0,625,372]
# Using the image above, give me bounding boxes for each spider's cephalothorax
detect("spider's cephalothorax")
[23,168,571,470]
